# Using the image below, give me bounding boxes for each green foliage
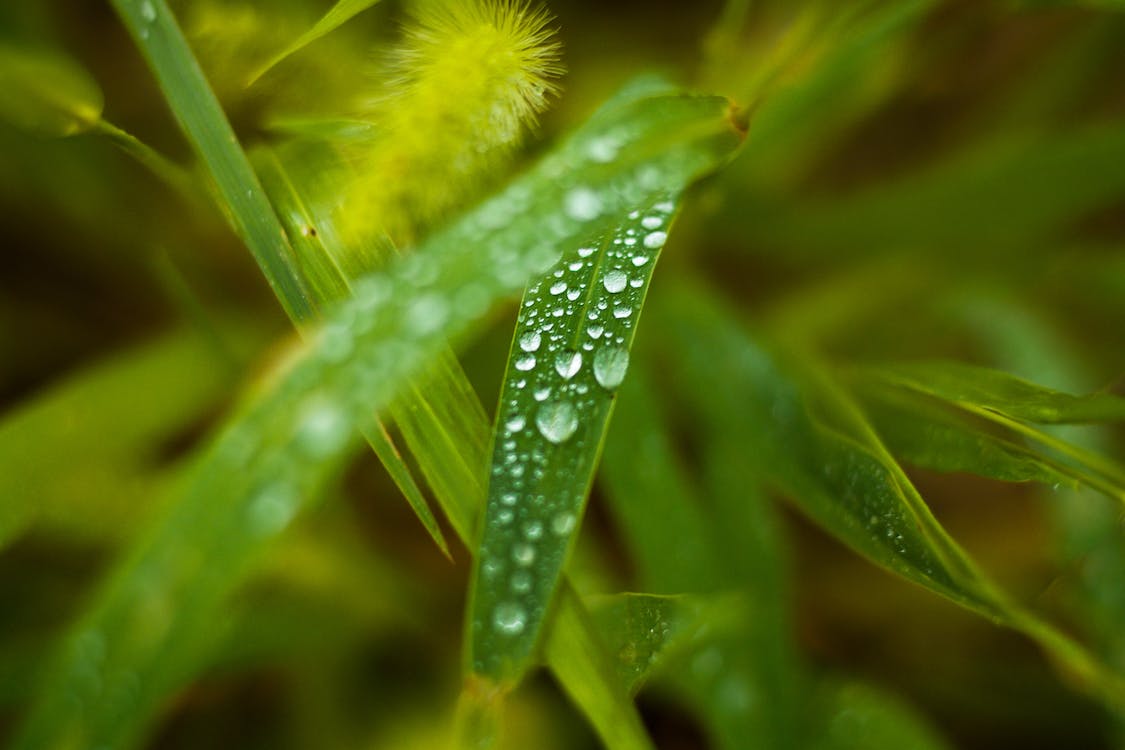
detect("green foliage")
[2,0,1124,748]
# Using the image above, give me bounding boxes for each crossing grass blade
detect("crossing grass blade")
[246,0,387,85]
[12,75,742,749]
[654,279,1125,708]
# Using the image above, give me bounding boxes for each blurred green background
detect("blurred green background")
[1,1,1124,748]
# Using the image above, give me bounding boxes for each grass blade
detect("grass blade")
[111,0,314,324]
[468,191,682,682]
[862,360,1125,424]
[247,0,387,86]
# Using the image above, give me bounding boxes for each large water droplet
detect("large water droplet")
[593,347,630,390]
[493,602,527,635]
[551,512,577,536]
[642,215,663,230]
[577,246,596,258]
[603,270,628,293]
[294,399,350,458]
[587,325,604,339]
[510,571,533,593]
[643,231,668,249]
[513,543,536,566]
[247,482,301,536]
[565,187,602,221]
[536,401,578,444]
[515,354,536,371]
[519,331,541,352]
[613,305,632,319]
[506,415,526,433]
[555,350,583,380]
[550,280,567,295]
[141,0,156,22]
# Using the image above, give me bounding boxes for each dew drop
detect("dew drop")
[566,288,582,301]
[247,482,301,536]
[641,215,663,230]
[587,325,604,339]
[515,354,536,371]
[506,415,526,432]
[511,571,533,593]
[613,306,632,319]
[550,280,567,295]
[533,386,551,402]
[554,350,583,380]
[643,231,668,249]
[568,261,584,271]
[404,293,448,334]
[602,270,628,294]
[587,136,618,163]
[565,187,602,221]
[593,347,630,390]
[551,512,577,536]
[294,399,350,458]
[631,255,649,267]
[519,331,542,352]
[536,401,578,444]
[577,246,596,258]
[523,520,544,540]
[493,602,527,635]
[513,543,536,566]
[141,0,156,22]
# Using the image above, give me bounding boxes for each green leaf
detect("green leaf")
[863,360,1125,425]
[247,0,387,86]
[653,280,1125,706]
[0,41,103,137]
[111,0,315,324]
[860,387,1079,488]
[468,190,681,682]
[13,81,741,749]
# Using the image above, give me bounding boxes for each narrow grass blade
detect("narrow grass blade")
[861,388,1079,488]
[14,84,742,750]
[0,324,260,547]
[111,0,314,324]
[0,41,103,137]
[247,0,387,85]
[863,360,1125,424]
[254,146,450,553]
[654,280,1125,706]
[468,191,682,682]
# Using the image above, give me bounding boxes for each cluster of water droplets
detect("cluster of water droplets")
[477,194,678,644]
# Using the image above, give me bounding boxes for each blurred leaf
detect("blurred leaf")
[0,42,103,137]
[862,360,1125,425]
[247,0,387,85]
[469,190,682,682]
[0,323,259,547]
[654,279,1125,705]
[810,680,953,750]
[604,366,803,748]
